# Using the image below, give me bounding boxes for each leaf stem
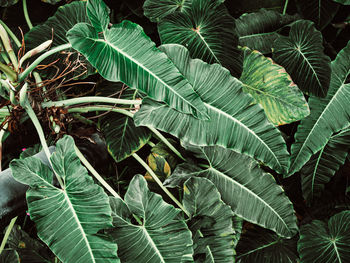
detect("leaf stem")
[0,216,17,255]
[132,152,190,217]
[283,0,289,15]
[23,0,33,30]
[0,61,17,82]
[43,97,142,108]
[23,100,64,188]
[67,105,135,117]
[74,145,122,200]
[18,43,72,82]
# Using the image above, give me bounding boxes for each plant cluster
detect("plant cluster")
[0,0,349,262]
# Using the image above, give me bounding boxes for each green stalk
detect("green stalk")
[0,24,18,69]
[132,152,190,217]
[23,100,64,188]
[0,42,10,64]
[0,61,17,81]
[67,105,135,117]
[0,20,21,48]
[0,216,17,255]
[23,0,33,29]
[283,0,289,15]
[43,97,142,108]
[18,43,71,82]
[74,145,122,200]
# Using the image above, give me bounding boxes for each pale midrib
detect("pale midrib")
[295,47,322,88]
[194,30,221,65]
[63,191,95,262]
[310,147,325,200]
[140,226,165,263]
[209,166,290,232]
[239,31,276,40]
[204,103,281,170]
[332,241,342,263]
[291,80,349,172]
[242,83,299,107]
[95,38,193,109]
[236,240,279,258]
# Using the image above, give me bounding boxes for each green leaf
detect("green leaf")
[135,44,290,174]
[24,1,94,79]
[143,0,191,22]
[289,41,350,176]
[298,210,350,263]
[332,0,350,4]
[295,0,340,29]
[0,250,19,263]
[183,177,236,262]
[272,20,331,97]
[10,136,119,263]
[236,227,299,263]
[165,144,298,238]
[236,9,298,54]
[301,126,350,204]
[41,0,62,4]
[87,0,110,33]
[67,20,208,120]
[240,47,309,125]
[157,0,242,77]
[7,224,54,262]
[97,82,151,162]
[0,0,18,7]
[108,175,193,262]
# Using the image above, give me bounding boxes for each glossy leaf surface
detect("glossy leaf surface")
[108,175,193,262]
[165,144,298,238]
[289,41,350,176]
[240,47,309,125]
[183,177,236,262]
[135,44,290,174]
[67,20,207,119]
[298,210,350,263]
[10,136,119,263]
[273,20,331,97]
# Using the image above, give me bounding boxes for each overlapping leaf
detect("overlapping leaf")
[240,47,309,125]
[301,126,350,204]
[298,210,350,263]
[165,144,298,238]
[273,20,331,97]
[143,0,191,22]
[0,0,18,7]
[108,175,193,262]
[236,9,298,54]
[0,250,19,263]
[236,227,299,263]
[135,44,290,174]
[10,136,119,263]
[333,0,350,4]
[24,1,94,79]
[295,0,340,29]
[67,4,207,119]
[157,0,242,77]
[289,41,350,176]
[183,177,236,262]
[97,82,151,162]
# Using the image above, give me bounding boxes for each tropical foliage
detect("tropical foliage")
[0,0,349,262]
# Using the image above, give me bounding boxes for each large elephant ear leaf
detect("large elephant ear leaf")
[298,210,350,263]
[295,0,340,30]
[165,144,298,238]
[9,135,119,263]
[272,20,331,97]
[24,1,94,79]
[288,41,350,176]
[236,227,299,263]
[301,126,350,204]
[67,18,208,119]
[240,47,309,125]
[97,82,151,162]
[86,0,110,33]
[236,9,298,54]
[135,44,290,174]
[157,0,242,77]
[183,177,236,263]
[108,175,193,262]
